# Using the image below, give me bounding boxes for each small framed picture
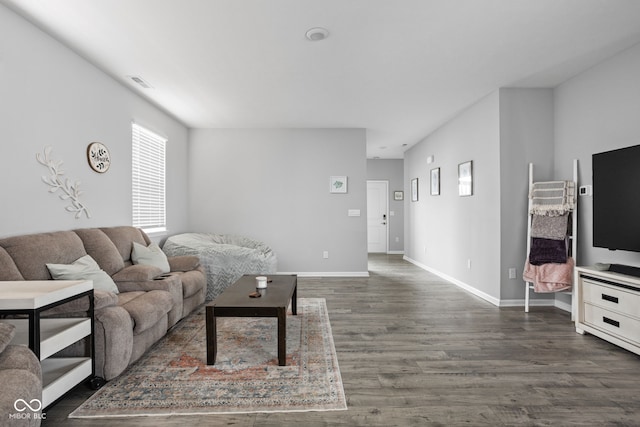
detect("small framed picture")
[330,176,348,193]
[458,161,473,196]
[430,167,440,196]
[411,178,419,202]
[394,191,404,201]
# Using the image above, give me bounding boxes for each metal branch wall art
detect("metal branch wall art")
[36,146,91,219]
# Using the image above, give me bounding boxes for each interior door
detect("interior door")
[367,180,388,253]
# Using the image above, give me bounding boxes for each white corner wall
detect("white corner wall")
[188,128,368,275]
[499,88,555,303]
[404,89,558,306]
[404,92,502,302]
[0,5,190,238]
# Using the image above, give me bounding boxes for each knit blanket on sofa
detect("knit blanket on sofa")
[162,233,277,300]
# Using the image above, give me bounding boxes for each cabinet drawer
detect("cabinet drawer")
[583,303,640,345]
[582,279,640,318]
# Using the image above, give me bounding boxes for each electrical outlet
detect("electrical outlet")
[323,251,329,259]
[509,268,516,279]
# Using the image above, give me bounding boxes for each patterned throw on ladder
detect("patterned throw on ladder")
[529,180,575,216]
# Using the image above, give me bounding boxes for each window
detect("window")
[132,123,166,233]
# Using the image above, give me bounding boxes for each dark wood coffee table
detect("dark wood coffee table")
[206,274,297,366]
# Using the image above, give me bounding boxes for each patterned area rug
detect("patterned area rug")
[69,298,346,418]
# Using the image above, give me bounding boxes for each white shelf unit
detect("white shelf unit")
[0,280,96,408]
[524,160,578,317]
[575,267,640,356]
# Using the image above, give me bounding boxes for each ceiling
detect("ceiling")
[4,0,640,159]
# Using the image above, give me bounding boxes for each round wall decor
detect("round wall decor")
[87,142,111,173]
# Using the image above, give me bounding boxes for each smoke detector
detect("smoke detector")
[305,27,329,41]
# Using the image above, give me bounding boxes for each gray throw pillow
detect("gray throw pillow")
[47,254,119,294]
[131,242,170,273]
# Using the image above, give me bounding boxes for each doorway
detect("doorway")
[367,180,388,253]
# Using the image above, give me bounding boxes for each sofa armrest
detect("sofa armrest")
[0,323,16,354]
[40,289,119,317]
[112,264,164,282]
[167,255,200,272]
[94,290,120,310]
[114,273,180,295]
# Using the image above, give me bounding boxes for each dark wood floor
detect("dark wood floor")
[43,254,640,426]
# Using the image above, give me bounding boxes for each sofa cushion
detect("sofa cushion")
[132,242,170,273]
[0,323,16,354]
[74,228,125,276]
[173,269,206,299]
[47,255,119,294]
[0,231,86,280]
[118,290,173,334]
[100,226,149,264]
[0,248,24,281]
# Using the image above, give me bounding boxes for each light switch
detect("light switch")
[348,209,361,217]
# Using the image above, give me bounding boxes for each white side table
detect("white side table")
[0,280,102,408]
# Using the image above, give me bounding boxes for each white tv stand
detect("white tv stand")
[574,267,640,356]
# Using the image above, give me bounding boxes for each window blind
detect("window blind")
[132,123,166,232]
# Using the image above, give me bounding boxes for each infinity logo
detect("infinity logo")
[14,399,42,412]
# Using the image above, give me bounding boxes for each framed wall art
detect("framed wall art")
[430,167,440,196]
[330,176,348,193]
[458,161,473,196]
[411,178,419,202]
[87,142,111,173]
[394,191,404,201]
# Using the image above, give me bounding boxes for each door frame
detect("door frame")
[367,180,389,254]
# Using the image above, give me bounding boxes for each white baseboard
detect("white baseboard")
[403,256,573,313]
[386,251,405,255]
[403,256,501,307]
[554,299,572,313]
[277,271,370,278]
[499,298,550,307]
[500,298,571,313]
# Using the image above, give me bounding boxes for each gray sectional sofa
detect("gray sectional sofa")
[0,322,42,426]
[0,226,207,388]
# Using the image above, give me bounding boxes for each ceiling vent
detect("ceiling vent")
[305,27,329,41]
[128,75,153,89]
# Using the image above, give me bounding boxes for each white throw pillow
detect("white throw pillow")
[47,254,119,294]
[131,242,170,274]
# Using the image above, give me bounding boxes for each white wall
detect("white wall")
[404,92,502,301]
[499,88,555,302]
[366,159,404,253]
[0,5,190,239]
[404,89,557,305]
[188,128,368,275]
[555,43,640,270]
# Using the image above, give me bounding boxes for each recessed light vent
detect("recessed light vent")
[128,75,153,89]
[305,27,329,41]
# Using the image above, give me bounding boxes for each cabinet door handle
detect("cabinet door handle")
[602,294,619,304]
[603,316,620,328]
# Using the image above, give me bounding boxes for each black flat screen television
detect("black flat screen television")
[592,144,640,252]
